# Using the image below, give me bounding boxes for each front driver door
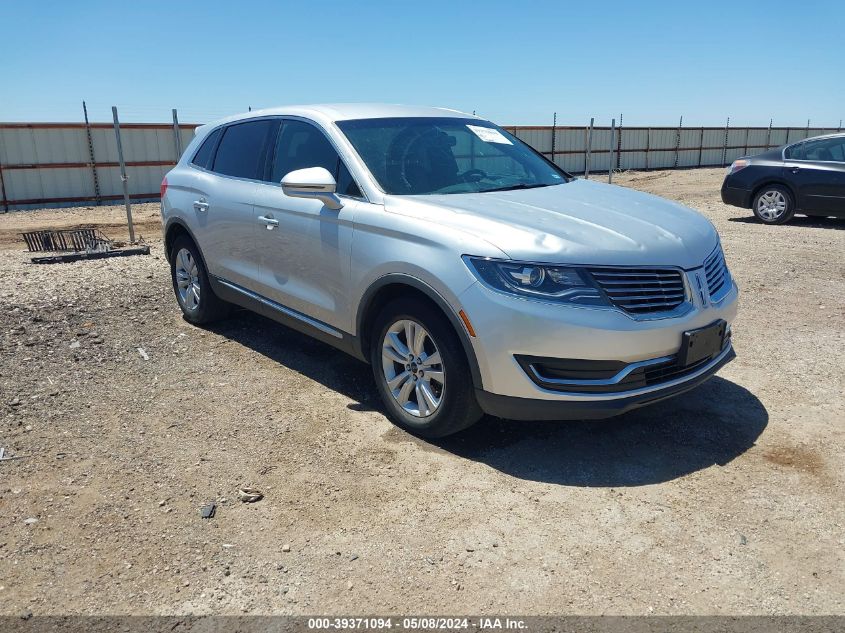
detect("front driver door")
[252,118,364,333]
[784,137,845,216]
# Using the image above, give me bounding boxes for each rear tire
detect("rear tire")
[753,185,794,224]
[169,235,230,324]
[370,298,482,438]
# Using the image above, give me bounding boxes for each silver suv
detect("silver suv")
[161,104,738,437]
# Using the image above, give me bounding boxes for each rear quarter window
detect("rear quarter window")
[191,128,221,169]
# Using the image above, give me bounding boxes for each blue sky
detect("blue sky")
[1,0,842,126]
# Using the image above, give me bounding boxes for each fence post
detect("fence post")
[697,127,704,167]
[673,115,682,168]
[743,126,750,156]
[608,118,615,184]
[550,112,556,166]
[172,108,183,160]
[0,130,7,212]
[839,119,842,133]
[616,113,623,170]
[765,118,773,150]
[584,117,594,179]
[722,117,730,166]
[111,106,135,244]
[82,101,102,206]
[645,127,650,170]
[805,118,810,139]
[0,158,7,213]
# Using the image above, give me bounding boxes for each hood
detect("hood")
[385,179,719,269]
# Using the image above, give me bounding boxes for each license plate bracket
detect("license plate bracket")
[678,320,726,367]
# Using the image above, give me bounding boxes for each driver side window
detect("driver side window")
[270,120,362,197]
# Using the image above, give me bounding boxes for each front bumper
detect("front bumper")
[721,182,752,208]
[458,274,739,410]
[476,343,735,420]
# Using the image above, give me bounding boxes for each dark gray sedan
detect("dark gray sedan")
[721,133,845,224]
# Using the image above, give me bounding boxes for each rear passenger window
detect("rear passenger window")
[191,128,221,169]
[212,120,275,179]
[270,120,362,197]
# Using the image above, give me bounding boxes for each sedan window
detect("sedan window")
[786,137,845,162]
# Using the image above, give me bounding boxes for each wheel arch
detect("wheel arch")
[164,219,209,268]
[355,274,483,389]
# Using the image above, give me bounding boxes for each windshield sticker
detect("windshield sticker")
[467,125,513,145]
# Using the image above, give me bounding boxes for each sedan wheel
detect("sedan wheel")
[756,190,786,221]
[381,319,445,418]
[752,185,794,225]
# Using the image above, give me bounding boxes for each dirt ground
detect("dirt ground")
[1,168,843,616]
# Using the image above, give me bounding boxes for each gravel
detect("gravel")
[0,168,842,615]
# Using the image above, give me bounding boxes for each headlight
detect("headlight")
[727,159,749,175]
[463,256,608,306]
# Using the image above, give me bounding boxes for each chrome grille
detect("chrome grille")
[588,267,686,314]
[704,246,730,301]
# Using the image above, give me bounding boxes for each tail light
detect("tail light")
[160,176,168,199]
[728,159,749,175]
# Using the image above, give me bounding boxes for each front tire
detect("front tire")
[370,298,482,438]
[169,235,230,324]
[753,185,794,224]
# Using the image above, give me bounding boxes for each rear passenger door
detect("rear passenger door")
[191,119,278,288]
[783,137,845,215]
[252,118,364,332]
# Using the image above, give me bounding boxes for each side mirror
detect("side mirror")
[281,167,343,210]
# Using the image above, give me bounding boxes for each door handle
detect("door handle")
[789,167,801,173]
[193,199,209,213]
[258,215,279,230]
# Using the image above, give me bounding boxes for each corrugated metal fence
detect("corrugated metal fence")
[1,120,842,211]
[0,122,195,211]
[506,124,843,174]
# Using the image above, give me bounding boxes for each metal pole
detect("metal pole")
[111,106,135,244]
[83,101,102,206]
[673,116,682,168]
[0,126,8,212]
[838,119,842,132]
[743,126,750,156]
[806,118,810,139]
[645,127,650,170]
[584,117,594,179]
[722,117,730,166]
[765,118,773,150]
[0,158,7,213]
[616,113,623,170]
[608,118,616,184]
[550,112,556,164]
[172,108,183,161]
[697,127,704,167]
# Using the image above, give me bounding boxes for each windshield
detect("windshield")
[336,117,570,195]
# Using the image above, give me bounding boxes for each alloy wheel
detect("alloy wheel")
[756,190,787,221]
[381,319,445,417]
[175,248,201,311]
